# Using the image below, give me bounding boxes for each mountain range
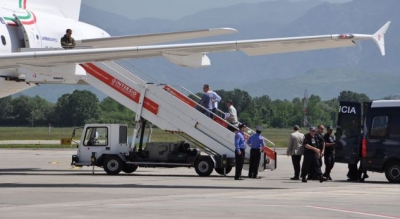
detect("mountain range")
[17,0,400,102]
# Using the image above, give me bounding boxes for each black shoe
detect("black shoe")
[235,178,244,180]
[364,173,369,179]
[319,176,326,183]
[327,176,332,180]
[254,176,261,179]
[302,177,307,183]
[290,177,299,180]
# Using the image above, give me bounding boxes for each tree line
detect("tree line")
[0,89,372,128]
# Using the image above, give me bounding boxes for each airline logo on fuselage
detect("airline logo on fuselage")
[339,106,357,114]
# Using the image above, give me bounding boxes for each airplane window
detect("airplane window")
[1,35,5,46]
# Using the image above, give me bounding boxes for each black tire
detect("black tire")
[122,164,138,174]
[195,156,214,177]
[103,156,123,175]
[214,166,232,175]
[385,161,400,183]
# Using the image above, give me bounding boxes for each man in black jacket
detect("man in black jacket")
[301,127,325,183]
[61,29,76,49]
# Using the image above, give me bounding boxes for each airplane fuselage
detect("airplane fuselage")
[0,6,109,97]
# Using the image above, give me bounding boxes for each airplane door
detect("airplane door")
[0,20,12,53]
[13,12,42,48]
[335,101,362,164]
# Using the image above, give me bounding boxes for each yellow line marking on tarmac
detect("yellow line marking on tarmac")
[49,161,59,165]
[71,166,82,170]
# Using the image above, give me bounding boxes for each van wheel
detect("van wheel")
[195,156,214,177]
[103,156,123,175]
[215,166,232,175]
[385,161,400,183]
[122,164,138,174]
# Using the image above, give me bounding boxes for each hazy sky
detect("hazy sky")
[82,0,352,20]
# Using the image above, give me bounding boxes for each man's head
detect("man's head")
[66,29,72,37]
[225,100,232,107]
[317,124,324,134]
[256,125,263,133]
[309,126,317,136]
[326,126,333,134]
[293,125,300,131]
[238,123,247,132]
[203,84,210,92]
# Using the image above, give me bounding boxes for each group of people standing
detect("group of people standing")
[233,124,266,180]
[287,124,335,183]
[197,84,265,181]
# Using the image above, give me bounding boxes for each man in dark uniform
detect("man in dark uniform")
[323,126,335,180]
[247,125,266,179]
[301,127,325,183]
[61,29,76,49]
[309,124,325,179]
[234,124,247,180]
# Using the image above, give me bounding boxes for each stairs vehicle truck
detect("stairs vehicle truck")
[71,61,277,176]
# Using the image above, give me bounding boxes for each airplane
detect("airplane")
[0,0,391,98]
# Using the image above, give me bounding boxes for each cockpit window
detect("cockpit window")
[1,35,5,46]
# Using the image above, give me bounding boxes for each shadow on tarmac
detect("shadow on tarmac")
[0,182,287,190]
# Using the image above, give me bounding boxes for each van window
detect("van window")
[119,125,127,144]
[83,127,108,146]
[371,116,388,138]
[390,115,400,139]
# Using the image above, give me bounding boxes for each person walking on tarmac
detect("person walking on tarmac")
[247,125,266,179]
[301,127,326,183]
[234,124,247,180]
[323,126,335,180]
[287,125,304,180]
[309,124,325,179]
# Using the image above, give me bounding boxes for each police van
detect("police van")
[335,100,400,183]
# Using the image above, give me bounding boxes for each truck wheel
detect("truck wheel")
[122,164,138,174]
[103,156,123,175]
[195,156,214,177]
[385,161,400,183]
[214,166,232,175]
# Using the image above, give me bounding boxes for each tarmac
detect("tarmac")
[0,149,399,219]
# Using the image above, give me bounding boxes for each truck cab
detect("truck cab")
[335,100,400,183]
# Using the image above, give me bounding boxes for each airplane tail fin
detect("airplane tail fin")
[372,21,391,56]
[0,0,82,20]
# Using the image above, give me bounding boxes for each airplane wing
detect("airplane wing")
[76,28,238,48]
[0,21,390,68]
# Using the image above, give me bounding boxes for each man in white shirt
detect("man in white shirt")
[225,100,238,132]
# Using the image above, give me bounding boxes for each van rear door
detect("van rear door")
[335,101,362,164]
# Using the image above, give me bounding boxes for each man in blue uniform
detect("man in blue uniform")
[247,125,266,179]
[234,124,247,180]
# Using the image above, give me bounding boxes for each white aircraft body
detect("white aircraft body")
[0,0,391,98]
